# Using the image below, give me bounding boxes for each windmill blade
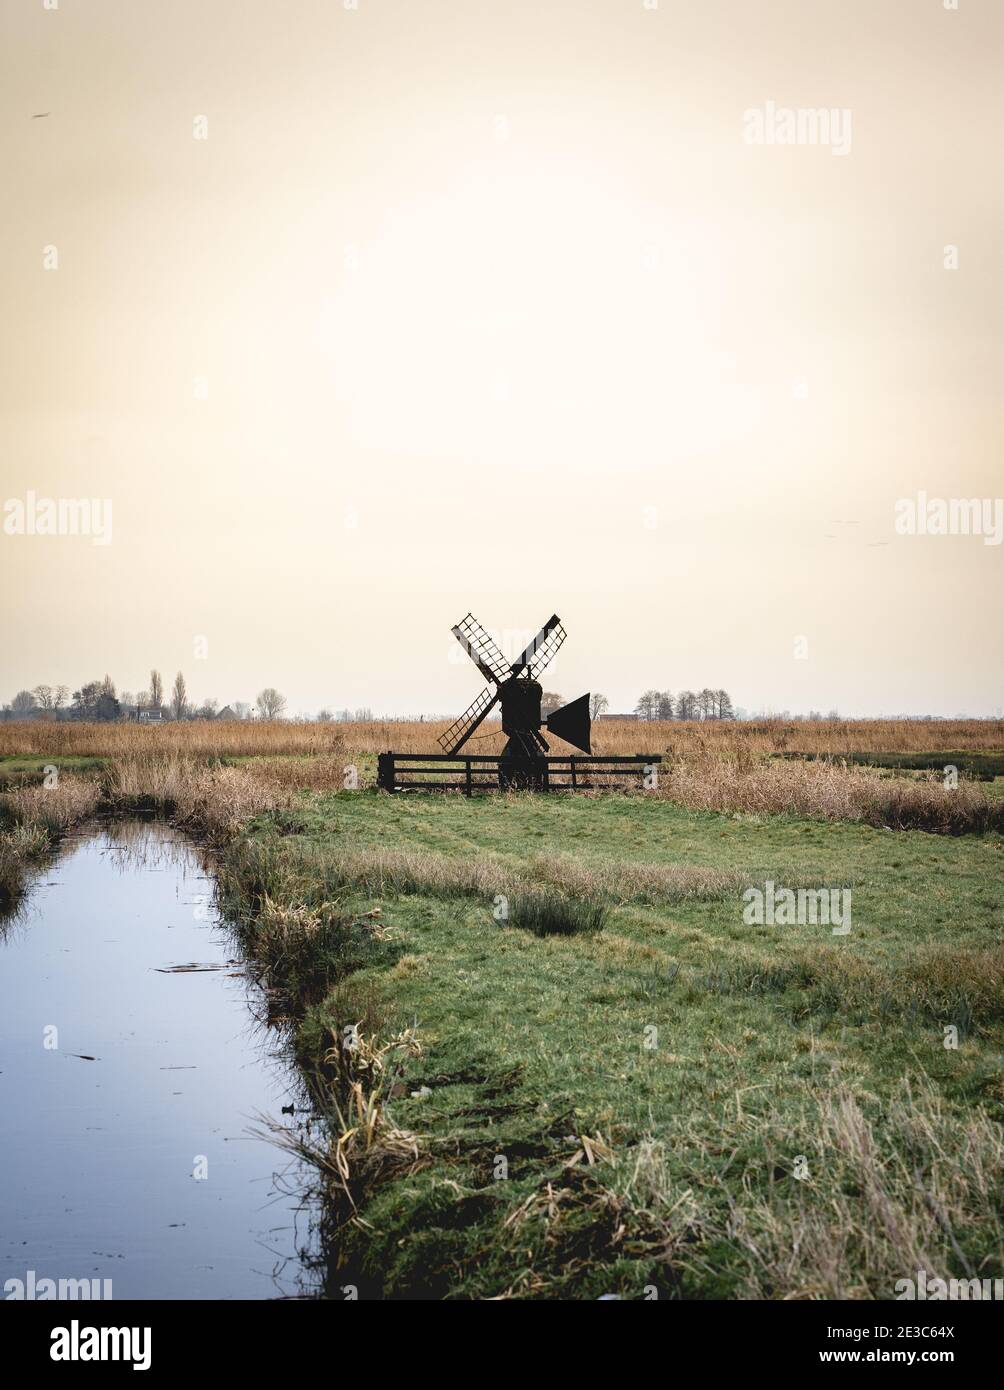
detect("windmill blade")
[527,620,566,679]
[451,613,510,684]
[511,615,566,680]
[438,685,502,755]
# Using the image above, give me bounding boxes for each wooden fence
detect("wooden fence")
[376,752,662,795]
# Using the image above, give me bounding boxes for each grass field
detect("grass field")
[214,789,1004,1298]
[2,718,1003,1298]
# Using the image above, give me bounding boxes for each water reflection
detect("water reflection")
[0,820,322,1300]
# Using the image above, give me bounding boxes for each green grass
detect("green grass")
[225,790,1004,1300]
[777,749,1004,779]
[506,886,608,936]
[0,755,106,790]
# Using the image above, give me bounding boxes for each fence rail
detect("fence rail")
[377,752,662,795]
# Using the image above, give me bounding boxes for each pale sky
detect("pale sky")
[1,0,1001,717]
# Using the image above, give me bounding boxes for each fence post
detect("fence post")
[377,752,394,792]
[570,757,577,789]
[465,759,473,797]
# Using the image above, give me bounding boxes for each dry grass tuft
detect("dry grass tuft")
[261,1026,426,1227]
[529,853,767,904]
[0,776,102,911]
[712,1080,1004,1298]
[277,842,826,916]
[105,756,291,839]
[0,777,102,836]
[0,822,52,911]
[659,755,1003,832]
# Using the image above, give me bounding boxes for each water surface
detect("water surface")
[0,821,315,1299]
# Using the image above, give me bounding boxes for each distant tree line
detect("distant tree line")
[2,669,289,722]
[634,688,736,720]
[502,689,736,722]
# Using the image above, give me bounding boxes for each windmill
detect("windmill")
[376,612,660,795]
[439,613,591,788]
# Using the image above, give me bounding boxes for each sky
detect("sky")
[1,0,1001,718]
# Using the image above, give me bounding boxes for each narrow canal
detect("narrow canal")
[0,820,317,1299]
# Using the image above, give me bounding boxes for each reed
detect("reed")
[1,716,1000,761]
[0,778,102,912]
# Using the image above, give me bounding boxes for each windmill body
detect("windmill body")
[499,678,548,786]
[500,678,546,753]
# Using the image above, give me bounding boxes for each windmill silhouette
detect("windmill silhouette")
[440,613,591,787]
[376,611,660,795]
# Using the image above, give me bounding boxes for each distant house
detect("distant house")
[137,708,165,723]
[216,705,238,721]
[599,712,638,720]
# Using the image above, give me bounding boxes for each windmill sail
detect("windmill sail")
[512,615,566,679]
[452,613,510,684]
[442,611,565,757]
[438,685,501,755]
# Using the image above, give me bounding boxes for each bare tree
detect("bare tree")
[11,690,38,714]
[33,684,55,710]
[590,693,609,719]
[72,682,102,719]
[540,691,564,716]
[150,670,164,712]
[256,687,287,720]
[635,690,660,720]
[54,685,69,710]
[171,672,188,721]
[316,708,333,722]
[715,689,735,719]
[676,690,697,720]
[657,690,675,719]
[233,701,251,720]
